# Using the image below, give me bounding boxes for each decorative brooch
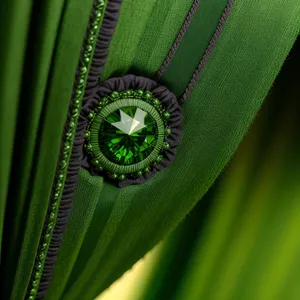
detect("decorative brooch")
[81,75,182,186]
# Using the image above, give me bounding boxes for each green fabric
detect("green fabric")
[63,178,120,291]
[0,0,299,299]
[47,169,104,299]
[161,0,229,96]
[102,0,194,80]
[54,1,299,299]
[1,0,65,295]
[0,0,33,257]
[140,43,300,299]
[0,0,94,298]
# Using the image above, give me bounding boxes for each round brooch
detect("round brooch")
[81,75,182,186]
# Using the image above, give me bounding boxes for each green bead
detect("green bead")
[30,289,37,296]
[64,143,70,150]
[88,112,94,120]
[165,127,172,136]
[163,142,170,150]
[143,91,152,100]
[156,155,163,162]
[144,167,151,173]
[49,212,55,221]
[110,173,118,180]
[60,160,67,169]
[110,91,120,99]
[163,111,171,119]
[72,108,79,115]
[48,222,54,230]
[119,174,126,181]
[153,98,160,106]
[86,45,93,52]
[96,165,103,172]
[126,89,133,96]
[80,66,87,74]
[136,170,143,177]
[65,132,73,139]
[85,143,92,152]
[91,159,99,166]
[136,89,144,97]
[84,131,90,139]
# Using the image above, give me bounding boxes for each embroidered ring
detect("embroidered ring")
[81,74,182,186]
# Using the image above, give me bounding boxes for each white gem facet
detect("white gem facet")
[111,108,147,135]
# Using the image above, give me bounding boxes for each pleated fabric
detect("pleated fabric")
[0,0,299,299]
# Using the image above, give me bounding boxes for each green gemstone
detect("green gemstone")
[99,106,158,165]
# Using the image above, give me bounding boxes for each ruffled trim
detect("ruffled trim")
[35,1,123,298]
[83,0,123,101]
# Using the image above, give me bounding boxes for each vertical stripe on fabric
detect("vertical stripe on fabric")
[156,0,201,78]
[180,0,234,103]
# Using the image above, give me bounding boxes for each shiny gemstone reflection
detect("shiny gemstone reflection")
[99,107,158,165]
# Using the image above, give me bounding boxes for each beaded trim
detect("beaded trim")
[26,1,107,299]
[85,90,171,181]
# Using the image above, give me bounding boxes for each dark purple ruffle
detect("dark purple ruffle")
[36,1,123,298]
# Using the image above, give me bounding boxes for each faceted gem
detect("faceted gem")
[99,106,158,165]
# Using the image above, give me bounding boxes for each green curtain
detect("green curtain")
[140,39,300,300]
[0,0,299,299]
